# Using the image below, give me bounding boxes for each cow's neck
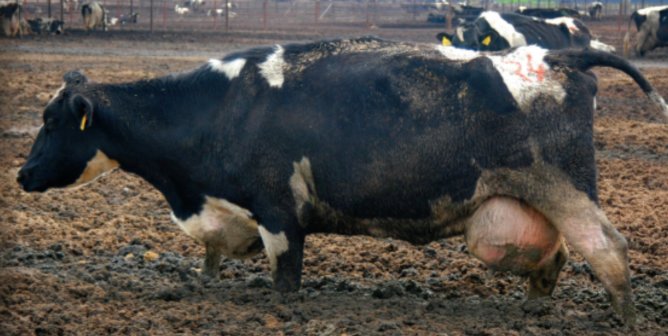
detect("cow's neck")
[94,75,233,219]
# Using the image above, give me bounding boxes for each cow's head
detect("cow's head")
[50,20,64,34]
[436,21,478,49]
[17,71,118,192]
[471,18,510,51]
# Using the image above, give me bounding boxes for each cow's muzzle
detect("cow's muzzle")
[17,166,47,192]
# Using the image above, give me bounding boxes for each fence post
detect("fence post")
[263,0,267,30]
[213,0,217,29]
[224,0,228,31]
[162,0,167,30]
[150,0,153,32]
[60,0,64,22]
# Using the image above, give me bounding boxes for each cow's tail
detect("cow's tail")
[545,48,668,120]
[622,12,636,58]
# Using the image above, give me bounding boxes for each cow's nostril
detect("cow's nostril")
[17,169,29,185]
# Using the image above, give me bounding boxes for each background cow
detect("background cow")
[437,11,613,52]
[81,1,107,32]
[0,1,22,37]
[515,7,581,19]
[27,17,65,35]
[623,5,668,57]
[589,1,603,20]
[17,37,667,326]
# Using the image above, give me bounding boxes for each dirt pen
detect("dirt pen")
[1,1,668,335]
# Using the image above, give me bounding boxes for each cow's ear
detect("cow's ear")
[63,71,88,86]
[481,35,492,46]
[436,32,452,46]
[70,94,94,131]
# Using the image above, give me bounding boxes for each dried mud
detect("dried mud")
[1,24,667,335]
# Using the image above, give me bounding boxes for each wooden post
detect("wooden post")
[617,1,623,33]
[446,4,452,31]
[150,0,154,32]
[150,0,153,32]
[60,0,64,22]
[225,0,229,32]
[213,0,218,29]
[48,0,52,17]
[263,0,267,30]
[162,0,167,30]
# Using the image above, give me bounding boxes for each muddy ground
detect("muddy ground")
[1,21,667,335]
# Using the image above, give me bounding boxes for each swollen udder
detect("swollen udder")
[465,196,562,275]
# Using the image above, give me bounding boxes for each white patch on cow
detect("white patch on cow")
[258,226,289,270]
[67,150,119,188]
[208,58,246,80]
[480,11,527,47]
[593,97,597,111]
[170,196,261,258]
[435,45,480,61]
[545,17,579,33]
[637,5,668,16]
[589,40,616,52]
[48,83,66,104]
[486,46,566,110]
[455,26,465,42]
[258,45,287,88]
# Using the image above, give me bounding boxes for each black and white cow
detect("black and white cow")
[0,2,22,37]
[17,37,668,325]
[81,1,107,32]
[437,11,614,52]
[589,1,603,21]
[515,7,581,19]
[27,17,65,35]
[623,5,668,57]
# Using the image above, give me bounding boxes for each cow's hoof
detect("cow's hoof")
[273,277,301,293]
[613,296,637,327]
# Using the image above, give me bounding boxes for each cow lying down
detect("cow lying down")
[18,37,667,325]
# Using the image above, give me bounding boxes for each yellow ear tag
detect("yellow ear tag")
[482,35,492,46]
[80,115,87,131]
[442,36,452,46]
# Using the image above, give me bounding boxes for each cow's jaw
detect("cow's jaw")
[67,150,119,189]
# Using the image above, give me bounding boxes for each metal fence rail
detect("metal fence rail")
[15,0,668,34]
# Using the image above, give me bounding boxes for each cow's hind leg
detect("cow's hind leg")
[527,241,568,299]
[533,192,635,325]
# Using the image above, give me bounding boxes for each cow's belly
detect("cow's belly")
[465,196,561,274]
[170,196,262,259]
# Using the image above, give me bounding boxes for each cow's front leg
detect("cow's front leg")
[203,243,222,279]
[257,212,305,292]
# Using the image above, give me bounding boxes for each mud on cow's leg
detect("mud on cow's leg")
[527,241,568,299]
[203,243,222,279]
[258,220,305,293]
[532,191,636,325]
